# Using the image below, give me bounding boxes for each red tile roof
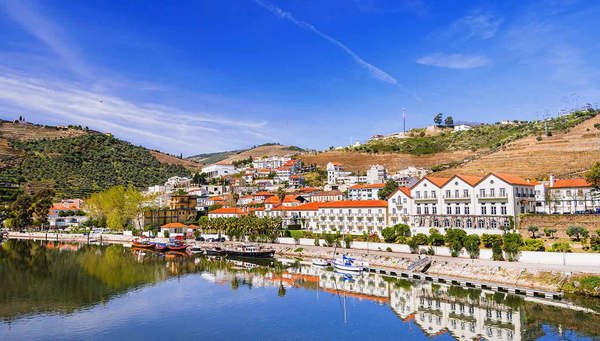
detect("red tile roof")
[264,196,281,204]
[161,222,188,228]
[551,178,591,188]
[319,200,387,208]
[283,194,301,203]
[312,190,343,196]
[254,191,273,196]
[397,187,411,197]
[349,183,386,189]
[423,176,451,187]
[492,173,536,186]
[208,207,248,215]
[453,175,484,186]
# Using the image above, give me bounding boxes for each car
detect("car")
[195,236,205,242]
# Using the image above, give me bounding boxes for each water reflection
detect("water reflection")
[1,240,599,340]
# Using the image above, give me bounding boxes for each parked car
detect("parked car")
[195,236,205,242]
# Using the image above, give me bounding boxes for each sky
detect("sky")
[0,0,599,156]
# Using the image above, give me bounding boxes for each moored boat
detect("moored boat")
[154,243,167,251]
[189,246,203,254]
[312,258,329,266]
[204,247,226,256]
[132,238,154,249]
[224,244,275,258]
[166,238,188,251]
[333,255,364,272]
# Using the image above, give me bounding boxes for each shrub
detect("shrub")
[314,236,320,246]
[381,223,411,243]
[386,247,392,252]
[482,234,503,248]
[428,228,445,246]
[591,236,600,252]
[445,229,467,257]
[503,233,523,261]
[527,226,539,238]
[551,242,572,253]
[544,228,557,238]
[464,234,481,259]
[412,233,429,246]
[344,234,353,249]
[426,247,435,255]
[408,238,419,254]
[521,238,545,251]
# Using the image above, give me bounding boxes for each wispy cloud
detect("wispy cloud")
[416,53,489,69]
[448,13,502,40]
[0,71,271,154]
[353,0,427,16]
[253,0,397,85]
[1,1,92,78]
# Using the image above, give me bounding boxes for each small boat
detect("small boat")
[224,244,275,258]
[154,243,167,251]
[189,246,203,254]
[333,255,364,273]
[132,238,154,249]
[166,238,188,251]
[312,258,329,267]
[204,246,226,256]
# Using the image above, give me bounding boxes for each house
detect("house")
[310,200,388,236]
[289,174,305,188]
[366,164,387,184]
[208,207,249,218]
[143,194,198,228]
[160,222,199,238]
[348,183,385,200]
[541,177,599,214]
[309,190,344,202]
[387,187,412,227]
[252,156,292,170]
[201,161,236,178]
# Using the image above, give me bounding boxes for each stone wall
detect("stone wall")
[519,214,600,238]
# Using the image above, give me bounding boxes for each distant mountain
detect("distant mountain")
[0,119,197,200]
[187,143,305,165]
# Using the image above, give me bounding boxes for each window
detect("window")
[416,191,421,198]
[432,206,437,214]
[431,190,436,198]
[481,205,487,215]
[464,206,470,215]
[423,191,428,198]
[491,206,497,215]
[490,188,495,197]
[424,206,429,214]
[403,208,407,214]
[499,188,506,197]
[416,205,421,214]
[491,219,497,228]
[455,189,460,198]
[455,206,460,215]
[446,190,451,197]
[444,219,450,227]
[501,206,507,215]
[480,189,486,197]
[403,198,407,204]
[478,219,485,228]
[466,219,473,228]
[446,206,452,214]
[463,189,469,198]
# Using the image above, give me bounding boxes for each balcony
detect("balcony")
[442,194,471,202]
[414,196,438,203]
[476,193,508,201]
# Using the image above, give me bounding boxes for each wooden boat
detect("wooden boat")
[204,246,226,256]
[132,238,154,249]
[312,258,329,267]
[224,244,275,258]
[189,246,203,254]
[166,242,188,251]
[154,243,167,251]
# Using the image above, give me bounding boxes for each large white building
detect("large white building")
[348,183,385,200]
[201,162,236,178]
[252,156,292,170]
[366,164,387,184]
[535,177,599,214]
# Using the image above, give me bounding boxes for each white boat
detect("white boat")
[333,255,365,272]
[312,258,329,266]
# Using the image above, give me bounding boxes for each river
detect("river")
[0,239,598,340]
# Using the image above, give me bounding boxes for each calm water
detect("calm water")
[1,240,599,340]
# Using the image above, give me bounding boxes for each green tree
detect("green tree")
[503,233,523,261]
[344,234,353,249]
[543,227,557,238]
[585,161,600,188]
[521,239,545,251]
[527,226,539,238]
[464,234,481,259]
[412,233,429,246]
[85,185,144,230]
[381,223,411,243]
[276,187,286,203]
[433,113,443,126]
[445,229,467,257]
[566,226,589,241]
[444,116,454,127]
[378,179,399,200]
[551,242,571,253]
[428,228,445,246]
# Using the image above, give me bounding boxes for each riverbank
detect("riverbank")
[7,232,600,297]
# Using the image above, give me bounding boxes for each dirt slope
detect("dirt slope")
[437,115,600,178]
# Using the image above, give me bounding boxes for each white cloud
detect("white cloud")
[253,0,398,85]
[449,13,502,40]
[2,1,92,78]
[416,53,490,69]
[0,71,271,154]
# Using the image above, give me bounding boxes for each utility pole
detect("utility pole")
[402,108,406,134]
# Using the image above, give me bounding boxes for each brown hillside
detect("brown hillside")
[299,150,474,174]
[150,151,203,171]
[224,145,303,162]
[437,115,600,179]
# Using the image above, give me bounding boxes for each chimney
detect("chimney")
[549,175,555,187]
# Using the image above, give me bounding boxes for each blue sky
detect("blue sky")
[0,0,599,155]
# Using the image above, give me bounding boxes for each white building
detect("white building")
[366,164,387,184]
[537,177,599,214]
[348,183,385,200]
[311,200,388,236]
[252,156,291,170]
[201,162,236,178]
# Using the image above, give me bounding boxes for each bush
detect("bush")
[591,236,600,252]
[521,238,545,251]
[527,226,539,238]
[386,247,392,252]
[445,229,467,257]
[408,238,419,254]
[314,236,320,246]
[503,233,523,261]
[544,228,557,238]
[551,242,572,253]
[344,234,353,249]
[482,234,503,248]
[412,233,429,246]
[428,228,445,246]
[464,234,481,259]
[382,224,411,243]
[566,226,589,241]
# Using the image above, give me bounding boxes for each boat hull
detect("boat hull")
[224,250,275,258]
[166,244,188,251]
[131,242,154,249]
[333,262,363,272]
[204,248,226,256]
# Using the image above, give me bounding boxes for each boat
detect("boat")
[312,258,329,266]
[132,238,154,249]
[154,243,167,252]
[204,247,226,256]
[189,246,203,254]
[333,255,365,273]
[166,238,188,251]
[224,244,275,258]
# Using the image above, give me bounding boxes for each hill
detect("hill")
[188,143,305,165]
[0,120,195,200]
[303,110,598,178]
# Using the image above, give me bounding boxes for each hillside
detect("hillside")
[188,143,305,165]
[304,110,598,177]
[0,120,194,200]
[436,111,600,178]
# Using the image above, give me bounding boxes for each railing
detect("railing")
[476,193,508,199]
